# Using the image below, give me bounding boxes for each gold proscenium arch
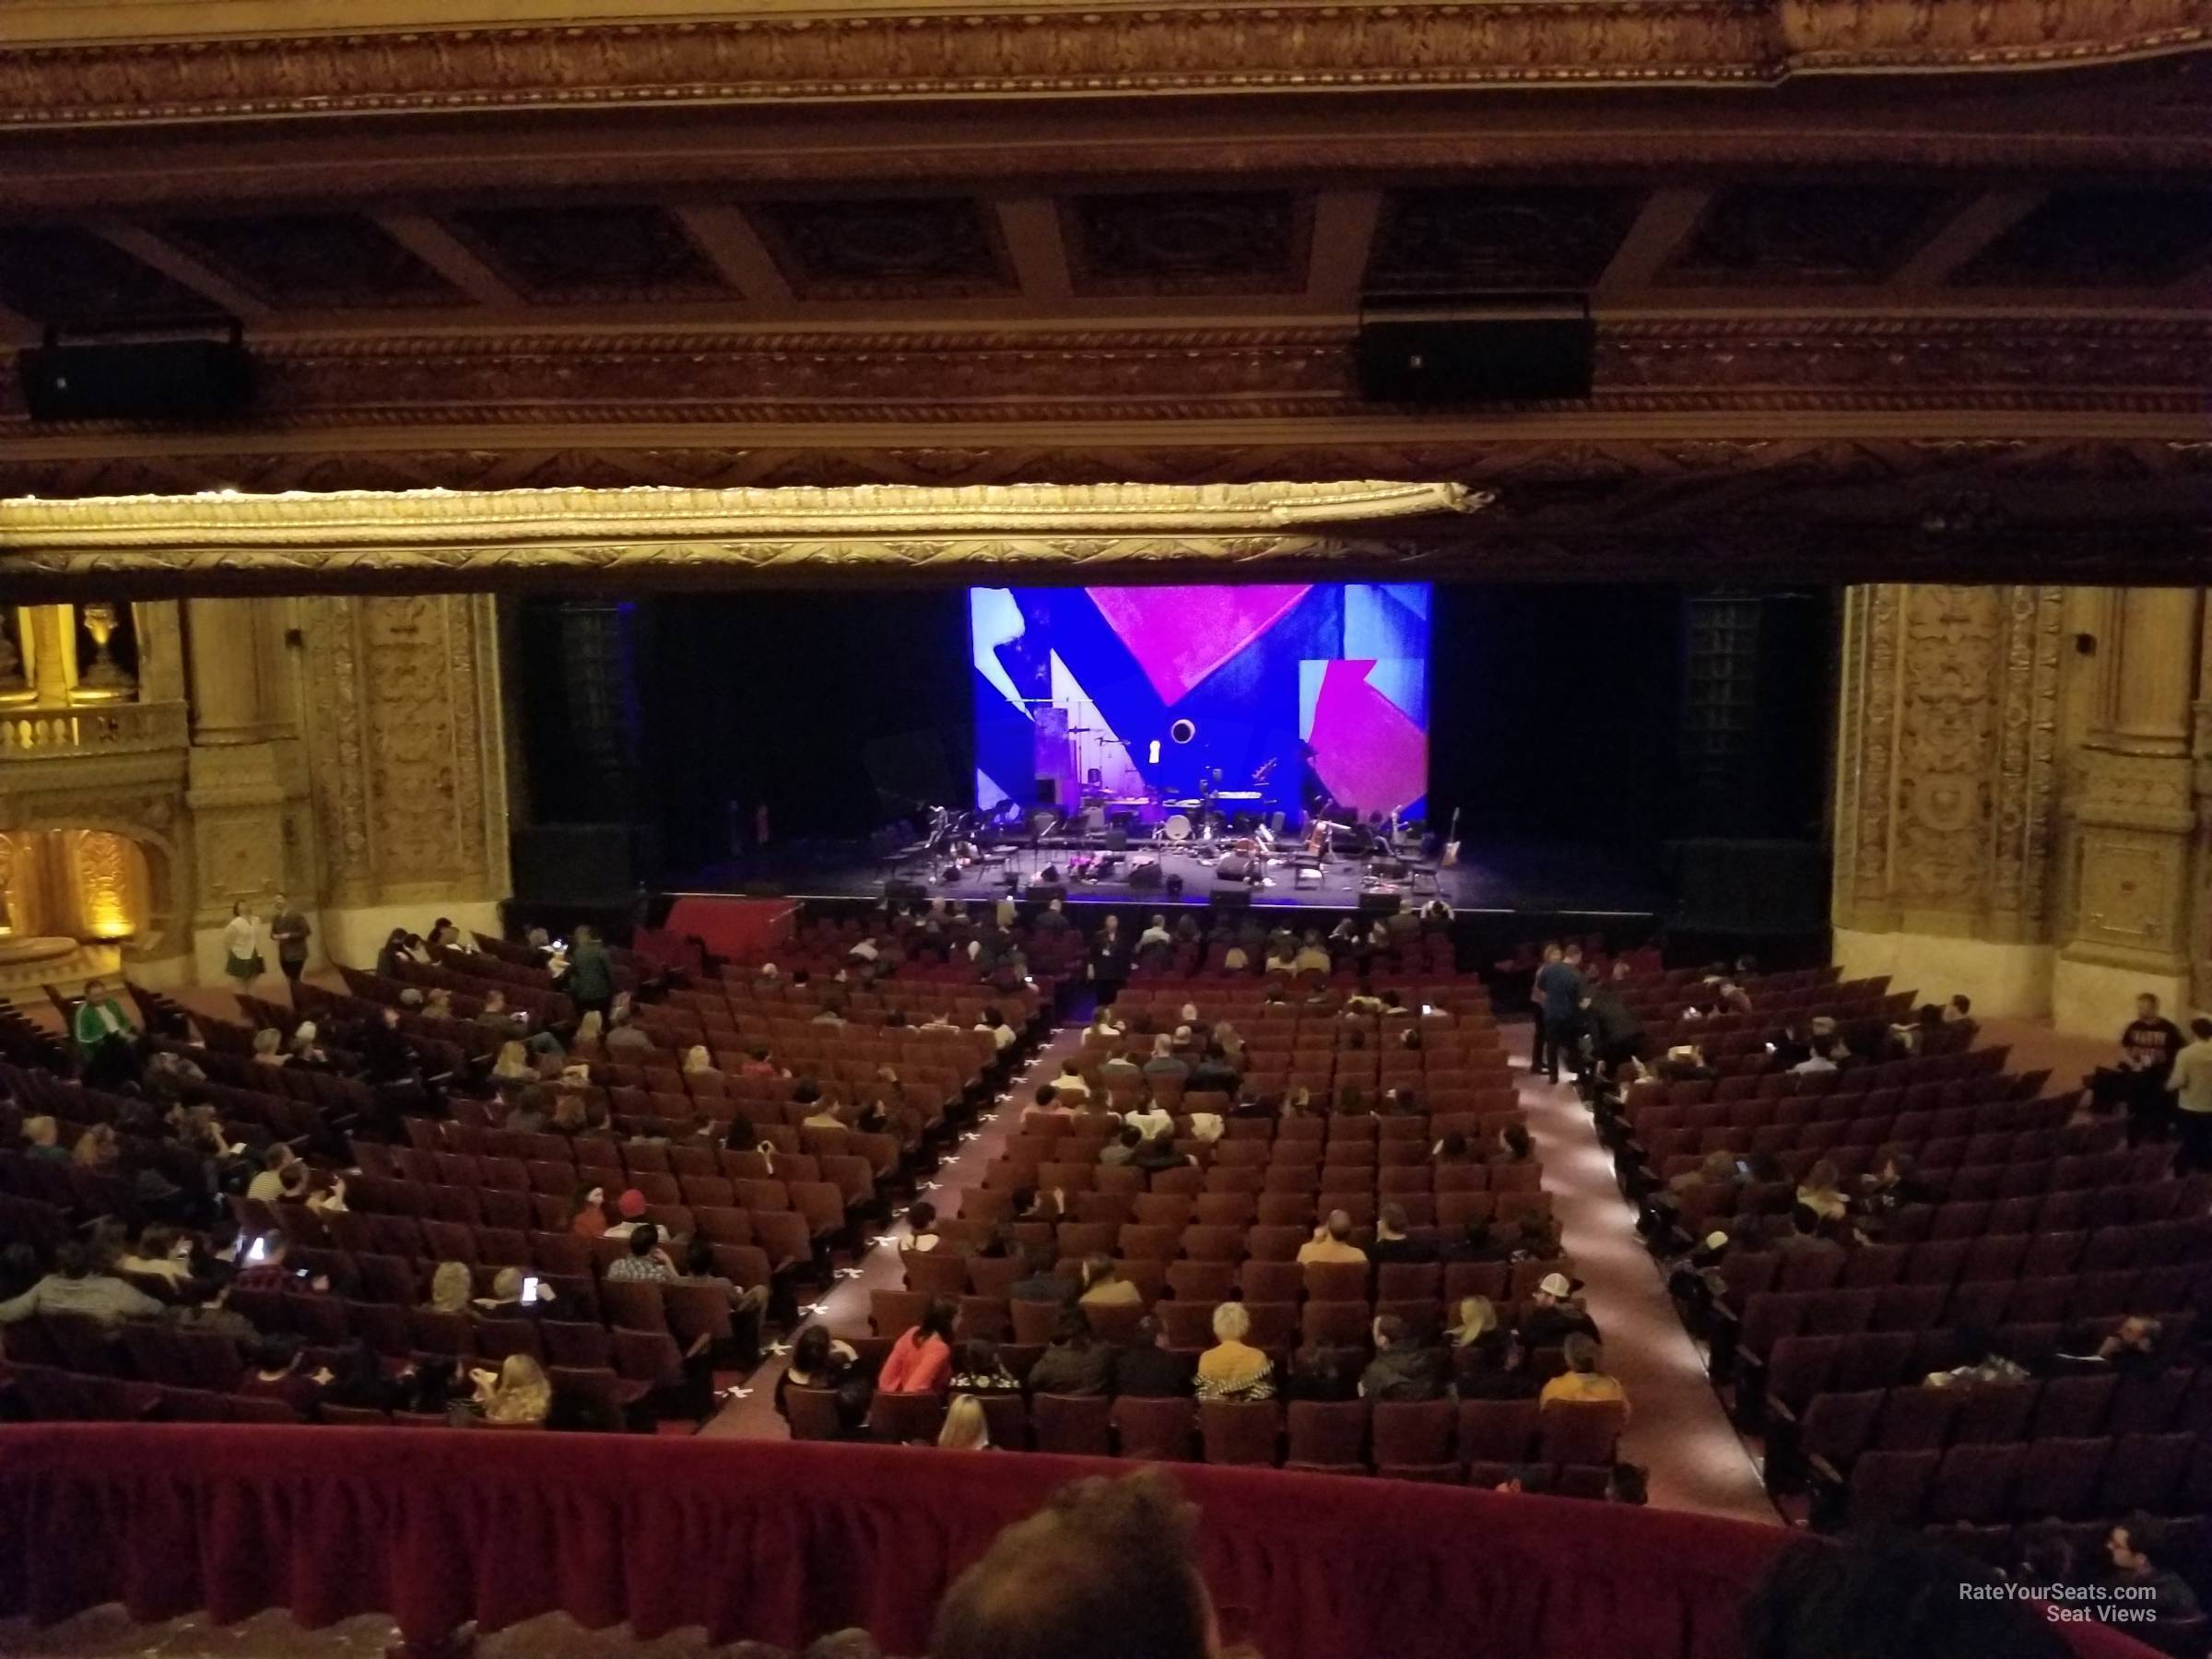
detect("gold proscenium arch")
[0,481,1488,598]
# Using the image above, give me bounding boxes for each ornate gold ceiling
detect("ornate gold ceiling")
[0,9,2205,582]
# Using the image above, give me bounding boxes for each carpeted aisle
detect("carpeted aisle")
[1509,1017,1780,1524]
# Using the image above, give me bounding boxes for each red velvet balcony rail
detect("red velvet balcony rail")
[0,1427,2150,1658]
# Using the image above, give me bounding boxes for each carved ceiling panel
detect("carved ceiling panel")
[1662,184,1953,285]
[157,213,464,310]
[1062,191,1312,298]
[1954,188,2212,287]
[444,205,732,304]
[744,197,1015,300]
[1364,188,1643,292]
[0,224,214,326]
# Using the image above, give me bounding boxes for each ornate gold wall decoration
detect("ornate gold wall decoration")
[2,2,2206,129]
[1834,582,2063,940]
[297,594,507,912]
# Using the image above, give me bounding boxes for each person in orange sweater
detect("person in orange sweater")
[877,1297,957,1394]
[1538,1333,1629,1417]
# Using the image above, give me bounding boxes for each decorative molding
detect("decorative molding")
[2,5,2206,130]
[1834,581,2065,945]
[0,480,1481,547]
[297,594,510,911]
[5,318,2205,437]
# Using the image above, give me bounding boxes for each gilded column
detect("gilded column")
[2055,586,2204,1031]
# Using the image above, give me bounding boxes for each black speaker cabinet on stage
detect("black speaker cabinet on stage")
[1359,892,1403,916]
[1209,889,1252,911]
[1216,853,1253,882]
[1355,297,1594,404]
[1128,862,1163,891]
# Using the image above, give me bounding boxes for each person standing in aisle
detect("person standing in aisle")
[268,892,312,987]
[1533,944,1585,1085]
[223,900,265,991]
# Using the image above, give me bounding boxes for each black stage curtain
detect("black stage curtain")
[637,589,973,874]
[1430,582,1686,854]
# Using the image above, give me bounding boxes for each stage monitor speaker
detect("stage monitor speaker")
[1127,862,1163,891]
[19,335,256,422]
[1165,874,1185,898]
[1209,889,1252,911]
[1355,297,1594,404]
[884,879,928,903]
[1028,881,1067,902]
[1359,892,1403,916]
[1216,853,1253,882]
[1670,839,1828,935]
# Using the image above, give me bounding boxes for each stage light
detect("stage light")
[1170,718,1197,744]
[1148,740,1160,764]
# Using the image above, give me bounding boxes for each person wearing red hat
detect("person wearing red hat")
[603,1188,652,1241]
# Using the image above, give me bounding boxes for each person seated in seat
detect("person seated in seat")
[1522,1273,1599,1348]
[1359,1313,1448,1402]
[1099,1124,1144,1167]
[937,1393,994,1451]
[1774,1203,1844,1259]
[950,1338,1024,1394]
[2104,1516,2204,1634]
[0,1240,163,1327]
[1296,1209,1366,1265]
[934,1469,1218,1659]
[1122,1095,1173,1141]
[1282,1342,1363,1403]
[1077,1253,1141,1309]
[1794,1159,1850,1224]
[426,1259,475,1313]
[1744,1533,2072,1659]
[1492,1124,1535,1165]
[1539,1332,1629,1415]
[905,1200,945,1253]
[1194,1300,1274,1402]
[1027,1307,1115,1396]
[606,1223,677,1284]
[1134,1132,1191,1176]
[877,1297,957,1394]
[1112,1316,1193,1398]
[2057,1312,2164,1377]
[240,1332,331,1414]
[465,1353,552,1426]
[775,1325,859,1419]
[1367,1203,1432,1265]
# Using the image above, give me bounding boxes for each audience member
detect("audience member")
[1194,1301,1275,1401]
[1112,1317,1193,1398]
[1026,1309,1115,1396]
[1296,1209,1366,1265]
[877,1298,957,1394]
[1539,1333,1628,1413]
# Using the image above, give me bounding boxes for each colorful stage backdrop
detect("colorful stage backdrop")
[971,582,1430,824]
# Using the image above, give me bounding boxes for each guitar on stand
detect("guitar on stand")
[1441,806,1463,868]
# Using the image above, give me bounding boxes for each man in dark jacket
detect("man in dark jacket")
[1025,1309,1115,1395]
[1358,1314,1449,1402]
[1111,1316,1193,1397]
[565,925,615,1022]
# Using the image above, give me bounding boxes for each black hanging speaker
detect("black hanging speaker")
[18,328,255,423]
[1355,295,1594,404]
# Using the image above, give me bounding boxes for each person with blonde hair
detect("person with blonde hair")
[72,1123,119,1171]
[1194,1300,1274,1401]
[487,1039,532,1084]
[471,1353,551,1425]
[1795,1159,1849,1223]
[251,1028,288,1065]
[682,1044,718,1075]
[1447,1294,1499,1347]
[937,1393,992,1451]
[427,1259,473,1315]
[19,1114,66,1162]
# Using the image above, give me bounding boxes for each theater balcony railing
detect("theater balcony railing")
[0,700,189,760]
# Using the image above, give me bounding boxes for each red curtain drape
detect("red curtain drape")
[0,1426,2154,1659]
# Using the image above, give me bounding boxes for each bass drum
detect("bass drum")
[1162,813,1194,842]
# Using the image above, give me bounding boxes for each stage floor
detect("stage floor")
[668,835,1668,919]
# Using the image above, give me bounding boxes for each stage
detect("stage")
[665,833,1669,921]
